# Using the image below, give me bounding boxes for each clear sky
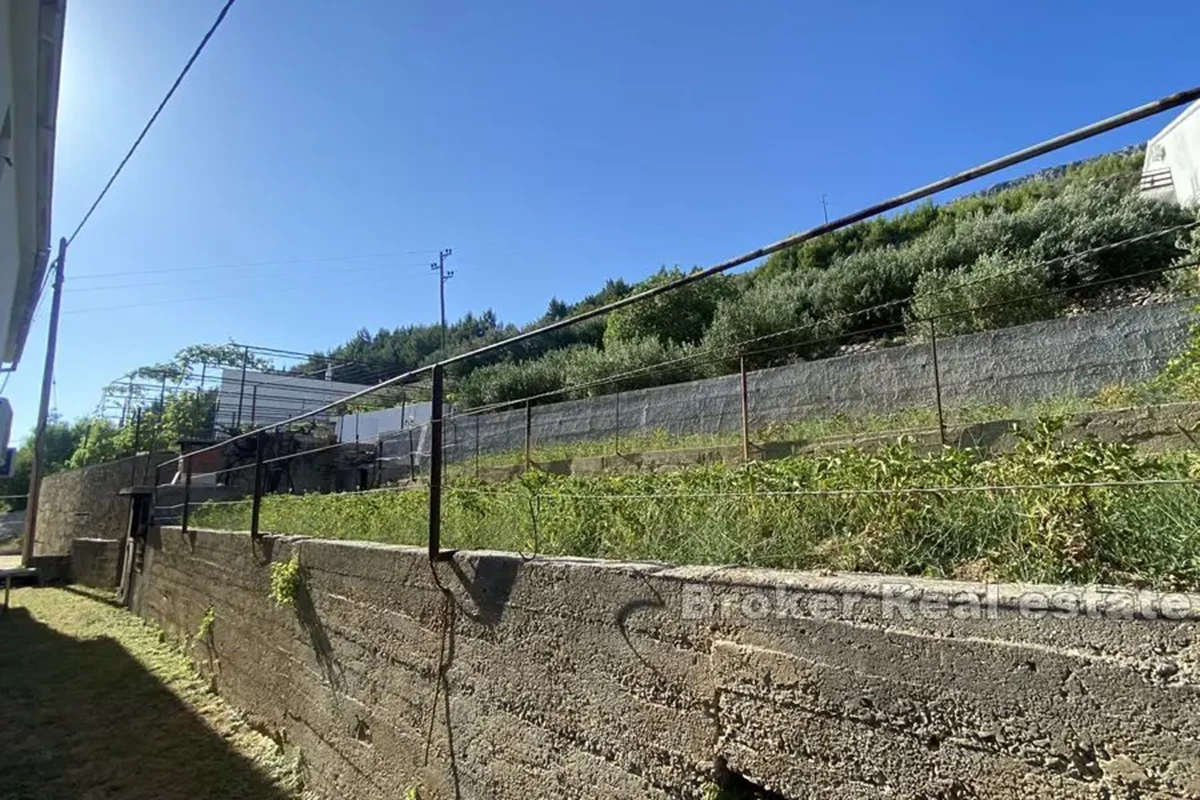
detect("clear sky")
[7,0,1199,435]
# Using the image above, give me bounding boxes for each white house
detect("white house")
[0,0,65,454]
[1141,100,1200,208]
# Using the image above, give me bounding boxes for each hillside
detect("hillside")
[298,148,1200,408]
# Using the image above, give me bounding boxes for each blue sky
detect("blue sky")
[8,0,1199,435]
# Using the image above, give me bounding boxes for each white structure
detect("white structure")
[335,402,433,444]
[0,0,64,369]
[0,0,65,453]
[213,369,373,430]
[1141,100,1200,208]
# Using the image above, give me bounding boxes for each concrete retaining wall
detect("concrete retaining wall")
[70,537,121,589]
[130,527,1200,799]
[418,300,1195,462]
[34,451,174,556]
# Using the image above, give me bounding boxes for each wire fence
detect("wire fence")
[133,87,1200,574]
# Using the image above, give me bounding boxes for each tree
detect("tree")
[603,267,731,348]
[0,418,88,509]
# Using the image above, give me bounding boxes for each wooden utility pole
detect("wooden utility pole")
[22,238,67,567]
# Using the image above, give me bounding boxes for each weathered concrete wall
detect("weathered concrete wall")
[71,537,121,588]
[423,300,1195,462]
[132,527,1200,799]
[34,450,175,556]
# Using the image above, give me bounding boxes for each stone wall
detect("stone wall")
[418,300,1195,463]
[71,538,121,588]
[33,451,175,556]
[130,527,1200,799]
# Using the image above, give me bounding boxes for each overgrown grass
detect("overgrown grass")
[195,419,1200,591]
[0,587,303,799]
[451,392,1156,472]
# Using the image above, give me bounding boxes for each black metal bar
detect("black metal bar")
[250,430,266,537]
[929,320,946,446]
[249,384,258,427]
[181,456,193,534]
[428,364,445,561]
[474,416,480,479]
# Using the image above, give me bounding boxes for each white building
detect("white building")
[213,369,374,430]
[1141,100,1200,208]
[0,0,65,453]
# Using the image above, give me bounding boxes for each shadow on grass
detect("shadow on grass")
[0,606,293,800]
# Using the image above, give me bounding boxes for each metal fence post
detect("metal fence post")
[929,319,946,446]
[235,345,250,429]
[740,356,751,462]
[408,428,416,480]
[524,399,532,472]
[474,415,480,479]
[181,456,193,534]
[250,430,266,537]
[614,389,621,456]
[428,363,445,561]
[249,385,258,427]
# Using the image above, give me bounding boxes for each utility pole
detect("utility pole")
[22,238,67,567]
[430,248,453,349]
[821,194,829,224]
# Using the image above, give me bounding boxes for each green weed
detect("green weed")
[269,553,302,607]
[194,420,1200,591]
[194,606,215,644]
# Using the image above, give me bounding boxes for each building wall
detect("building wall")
[213,369,370,430]
[1144,100,1200,208]
[440,300,1195,462]
[33,451,174,555]
[129,527,1200,799]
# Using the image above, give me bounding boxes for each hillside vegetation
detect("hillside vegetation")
[298,149,1199,408]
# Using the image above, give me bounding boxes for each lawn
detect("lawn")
[0,586,302,800]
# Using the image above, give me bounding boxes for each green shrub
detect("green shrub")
[1166,225,1200,297]
[454,347,577,408]
[603,267,732,348]
[906,252,1063,338]
[701,276,843,373]
[562,337,701,395]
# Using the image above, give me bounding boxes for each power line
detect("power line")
[68,259,436,293]
[65,0,239,247]
[71,250,439,281]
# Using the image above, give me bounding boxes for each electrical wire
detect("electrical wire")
[71,251,440,282]
[65,0,239,247]
[449,478,1200,500]
[69,260,436,292]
